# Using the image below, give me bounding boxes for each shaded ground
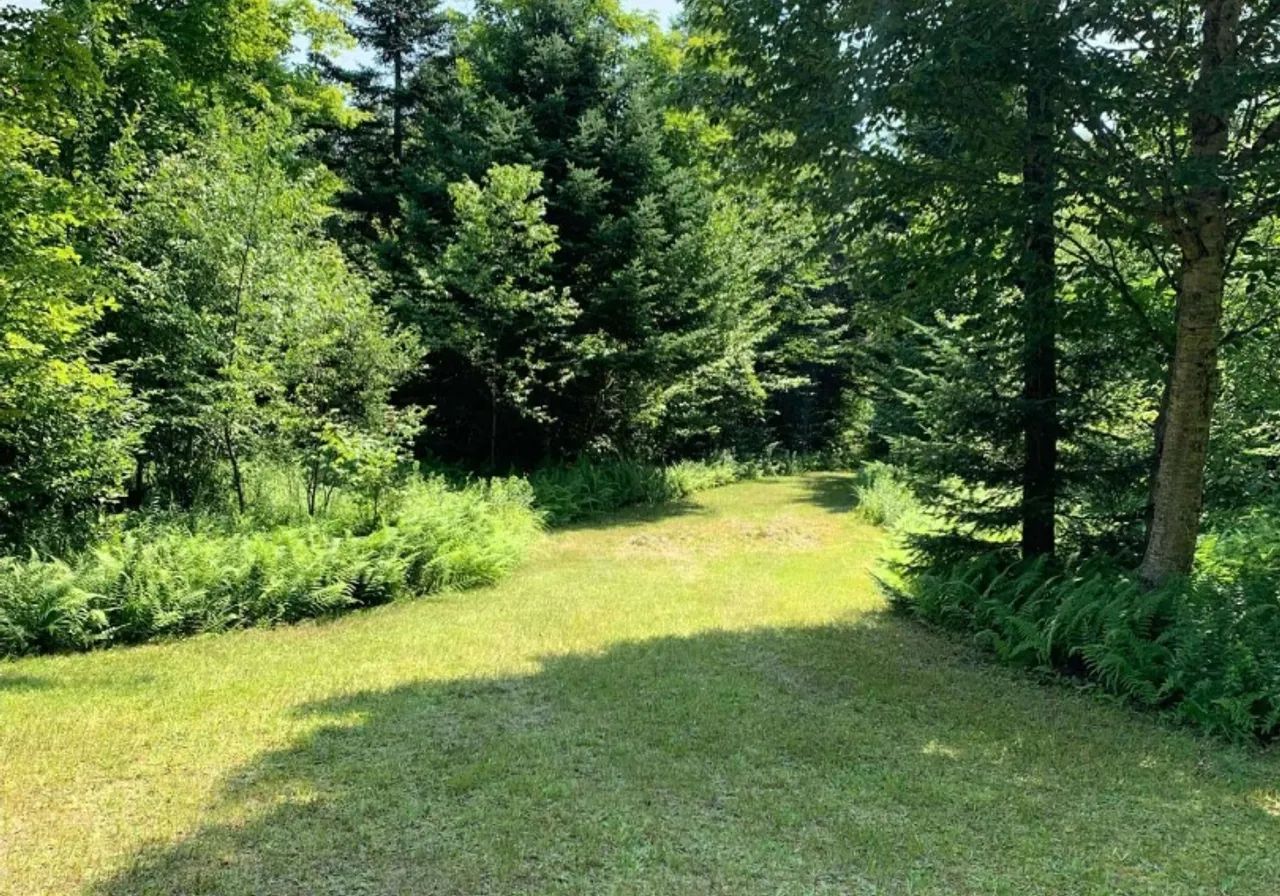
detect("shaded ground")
[2,476,1278,895]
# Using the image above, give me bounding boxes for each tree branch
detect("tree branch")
[1237,114,1280,169]
[1239,0,1280,55]
[1058,227,1172,354]
[1223,304,1280,347]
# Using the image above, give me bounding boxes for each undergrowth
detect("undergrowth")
[893,526,1280,743]
[529,452,837,526]
[0,478,540,657]
[850,462,919,529]
[0,455,834,657]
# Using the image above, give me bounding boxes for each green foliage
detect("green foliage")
[316,0,850,467]
[528,455,743,526]
[526,451,853,526]
[305,410,425,524]
[108,114,419,509]
[851,463,919,530]
[0,477,540,658]
[428,163,580,460]
[880,290,1152,555]
[894,526,1280,742]
[27,0,350,167]
[0,0,369,551]
[0,121,138,552]
[685,0,1280,579]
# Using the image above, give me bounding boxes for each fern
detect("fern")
[0,477,542,657]
[895,538,1280,743]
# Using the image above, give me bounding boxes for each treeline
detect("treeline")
[683,0,1280,738]
[0,0,856,555]
[11,0,1280,740]
[313,0,852,467]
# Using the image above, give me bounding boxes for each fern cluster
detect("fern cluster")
[528,455,755,526]
[893,534,1280,742]
[0,478,541,658]
[528,452,849,527]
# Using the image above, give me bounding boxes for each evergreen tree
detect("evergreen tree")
[315,0,846,467]
[686,0,1091,557]
[313,0,452,243]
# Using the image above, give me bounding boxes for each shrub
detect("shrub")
[892,529,1280,742]
[852,463,918,529]
[0,478,541,658]
[0,558,103,655]
[664,456,743,495]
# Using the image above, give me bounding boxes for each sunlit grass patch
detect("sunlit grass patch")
[3,475,1278,895]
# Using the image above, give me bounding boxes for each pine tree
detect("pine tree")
[315,0,451,238]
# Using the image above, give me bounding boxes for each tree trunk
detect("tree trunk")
[1143,374,1172,547]
[128,457,147,509]
[1140,0,1237,586]
[307,456,321,516]
[1019,67,1058,559]
[1140,252,1225,584]
[489,384,498,471]
[222,422,247,516]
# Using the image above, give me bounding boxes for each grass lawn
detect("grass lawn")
[3,474,1279,895]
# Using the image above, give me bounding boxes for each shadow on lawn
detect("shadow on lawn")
[548,498,710,533]
[797,473,858,514]
[0,673,51,692]
[94,618,1278,896]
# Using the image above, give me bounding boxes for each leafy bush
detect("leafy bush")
[0,478,540,658]
[0,122,139,554]
[302,411,425,525]
[892,527,1280,742]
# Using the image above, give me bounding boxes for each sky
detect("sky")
[628,0,682,25]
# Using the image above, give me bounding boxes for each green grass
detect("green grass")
[2,474,1278,895]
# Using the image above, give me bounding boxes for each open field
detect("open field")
[3,476,1278,895]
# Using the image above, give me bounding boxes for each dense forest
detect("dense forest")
[3,0,1280,741]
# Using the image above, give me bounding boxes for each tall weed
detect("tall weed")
[851,463,919,529]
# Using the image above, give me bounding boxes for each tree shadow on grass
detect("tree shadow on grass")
[0,672,50,691]
[548,499,710,533]
[797,473,858,514]
[94,618,1279,896]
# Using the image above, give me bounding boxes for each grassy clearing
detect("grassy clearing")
[2,475,1278,895]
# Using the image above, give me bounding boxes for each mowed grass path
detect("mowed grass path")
[3,476,1279,895]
